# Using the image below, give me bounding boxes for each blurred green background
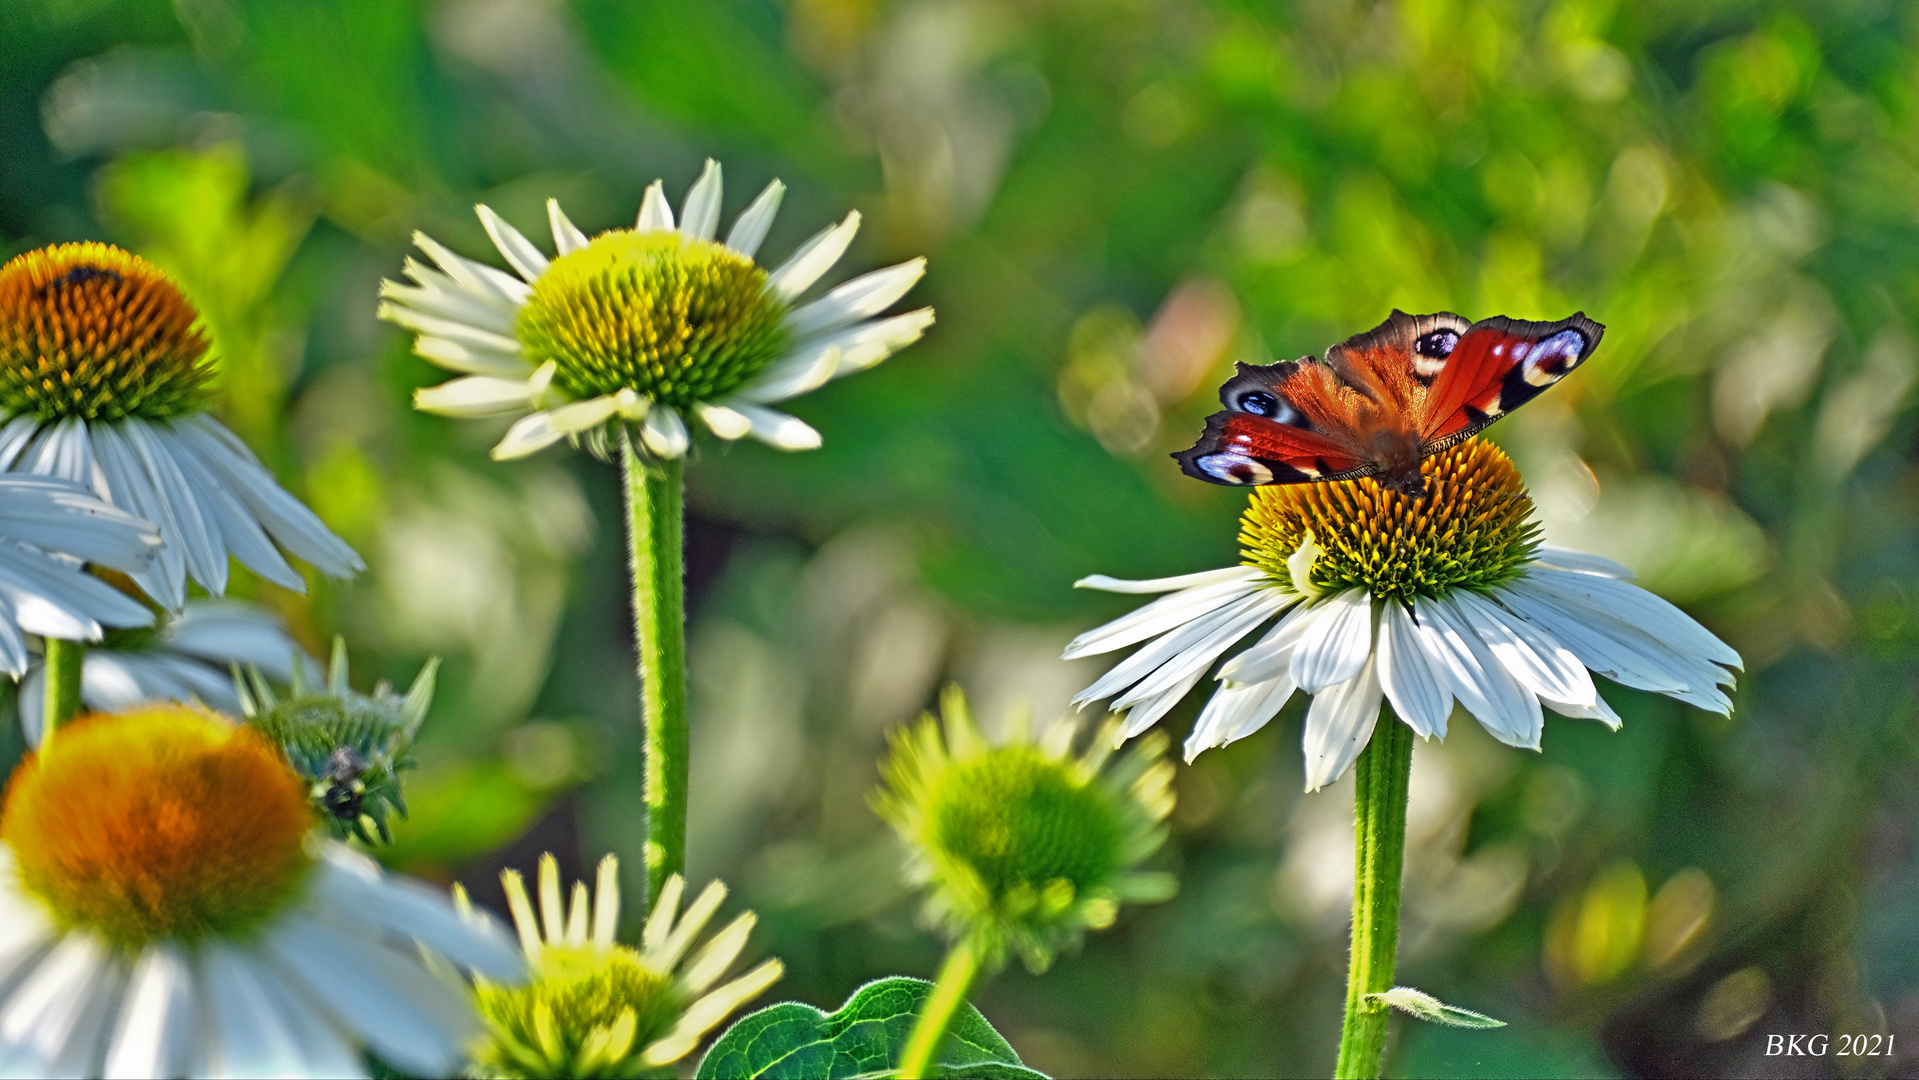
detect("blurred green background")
[5,0,1917,1076]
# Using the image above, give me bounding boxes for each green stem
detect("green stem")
[620,431,688,908]
[1335,713,1415,1080]
[42,638,85,746]
[898,937,983,1080]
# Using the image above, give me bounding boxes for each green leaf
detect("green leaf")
[1366,986,1508,1029]
[695,976,1047,1080]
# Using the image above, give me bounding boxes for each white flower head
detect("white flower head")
[1065,439,1743,791]
[0,474,161,675]
[0,243,365,611]
[0,705,523,1078]
[381,159,935,462]
[464,853,783,1077]
[18,599,320,747]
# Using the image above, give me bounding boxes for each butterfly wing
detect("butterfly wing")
[1322,309,1474,413]
[1174,358,1376,486]
[1418,312,1605,448]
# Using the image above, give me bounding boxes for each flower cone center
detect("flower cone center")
[1240,438,1539,603]
[0,243,214,422]
[2,706,313,947]
[930,748,1124,902]
[516,231,790,408]
[476,946,682,1077]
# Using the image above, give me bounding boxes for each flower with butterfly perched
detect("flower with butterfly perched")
[1066,436,1742,790]
[380,159,934,460]
[0,243,363,610]
[0,705,523,1078]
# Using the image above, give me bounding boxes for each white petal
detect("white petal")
[1452,589,1595,707]
[410,232,529,305]
[1111,592,1284,709]
[476,204,550,282]
[385,261,519,334]
[545,396,622,434]
[1527,568,1742,671]
[263,918,472,1078]
[201,945,309,1078]
[1117,659,1212,739]
[1215,598,1317,684]
[247,964,364,1079]
[1184,675,1295,761]
[1062,574,1263,658]
[766,212,859,301]
[102,944,193,1080]
[679,160,723,242]
[1543,690,1623,729]
[1376,601,1452,738]
[724,180,785,258]
[122,418,227,594]
[1495,581,1696,695]
[170,418,364,578]
[0,415,43,470]
[0,933,116,1078]
[731,343,841,405]
[641,405,690,458]
[413,375,534,418]
[636,180,674,233]
[822,306,936,377]
[89,422,186,609]
[548,199,590,255]
[733,404,820,451]
[1073,565,1260,595]
[307,848,523,980]
[1423,597,1543,749]
[1534,545,1636,579]
[491,411,570,460]
[26,416,94,488]
[411,335,529,378]
[1072,594,1259,707]
[0,475,160,570]
[378,302,523,356]
[1301,654,1384,792]
[1289,589,1374,693]
[696,404,753,440]
[783,259,927,338]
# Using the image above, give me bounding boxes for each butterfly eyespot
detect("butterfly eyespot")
[1197,453,1274,485]
[1520,329,1588,385]
[1414,330,1459,358]
[1236,390,1280,416]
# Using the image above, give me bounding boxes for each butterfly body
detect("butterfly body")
[1175,310,1604,498]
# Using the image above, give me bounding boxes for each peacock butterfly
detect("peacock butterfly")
[1173,309,1604,498]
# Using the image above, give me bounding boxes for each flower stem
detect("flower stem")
[42,638,85,745]
[620,431,688,907]
[1335,713,1414,1080]
[898,937,983,1080]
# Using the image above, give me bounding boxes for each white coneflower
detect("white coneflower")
[1065,439,1742,791]
[0,705,522,1078]
[464,853,782,1078]
[18,599,317,746]
[380,159,933,460]
[0,474,159,673]
[0,243,363,609]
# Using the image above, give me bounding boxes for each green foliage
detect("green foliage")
[695,977,1044,1080]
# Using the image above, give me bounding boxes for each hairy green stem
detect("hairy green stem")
[42,638,85,745]
[621,431,688,907]
[898,937,983,1080]
[1335,714,1415,1079]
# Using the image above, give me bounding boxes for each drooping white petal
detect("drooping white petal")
[783,259,927,338]
[696,404,754,440]
[307,849,523,980]
[1543,690,1623,729]
[1062,573,1264,658]
[1072,595,1263,707]
[491,411,570,460]
[1375,601,1452,738]
[0,932,117,1077]
[1451,589,1596,707]
[733,404,821,451]
[544,396,623,435]
[413,376,535,418]
[636,180,675,233]
[380,269,519,335]
[1111,592,1286,710]
[476,205,550,282]
[0,415,42,471]
[411,335,529,378]
[378,302,524,357]
[1422,597,1543,749]
[548,199,590,255]
[1534,545,1636,579]
[1527,568,1742,670]
[0,475,160,570]
[122,418,227,594]
[1118,661,1211,740]
[102,944,195,1080]
[201,944,311,1078]
[245,963,364,1079]
[679,160,723,242]
[641,404,691,458]
[1494,581,1695,695]
[169,418,365,579]
[1074,565,1260,595]
[732,342,841,405]
[1216,598,1318,684]
[1289,589,1373,693]
[26,415,94,488]
[1301,654,1383,792]
[766,212,860,301]
[725,180,785,258]
[821,306,937,377]
[263,918,473,1078]
[1184,674,1296,762]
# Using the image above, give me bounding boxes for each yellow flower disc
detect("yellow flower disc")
[929,746,1124,902]
[2,706,313,946]
[1239,438,1540,603]
[0,243,214,421]
[475,946,682,1079]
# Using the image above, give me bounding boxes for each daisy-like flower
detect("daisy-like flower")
[0,705,523,1078]
[1065,439,1743,791]
[464,853,783,1078]
[0,243,364,610]
[18,599,318,746]
[380,159,934,460]
[0,474,160,673]
[873,686,1177,972]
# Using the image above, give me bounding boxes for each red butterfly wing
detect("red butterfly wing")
[1322,310,1474,414]
[1174,359,1375,486]
[1418,313,1605,447]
